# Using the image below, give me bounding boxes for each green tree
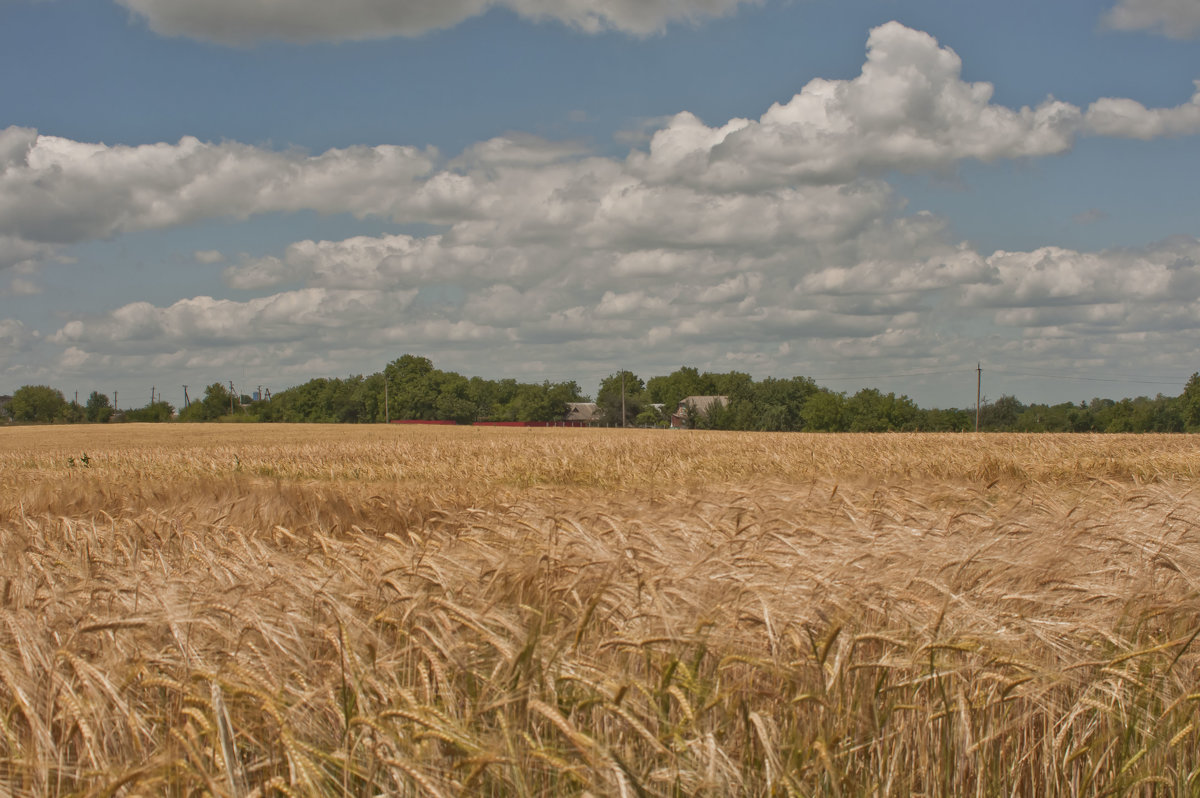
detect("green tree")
[179,383,233,421]
[85,391,113,423]
[385,355,439,421]
[1180,373,1200,431]
[634,406,668,427]
[919,407,972,432]
[645,367,715,413]
[747,376,818,431]
[506,380,584,423]
[429,371,472,423]
[597,371,645,426]
[979,395,1024,431]
[10,385,68,423]
[800,390,846,432]
[843,388,920,432]
[61,399,85,424]
[845,388,890,432]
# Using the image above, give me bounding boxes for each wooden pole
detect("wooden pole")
[976,363,982,432]
[621,372,626,428]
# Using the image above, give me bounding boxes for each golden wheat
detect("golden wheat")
[1,425,1198,795]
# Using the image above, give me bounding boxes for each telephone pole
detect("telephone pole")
[621,372,626,428]
[976,363,982,433]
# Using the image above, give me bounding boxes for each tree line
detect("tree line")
[4,355,1200,432]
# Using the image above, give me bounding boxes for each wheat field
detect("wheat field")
[1,425,1199,796]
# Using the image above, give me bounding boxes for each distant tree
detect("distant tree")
[61,399,85,424]
[843,388,919,432]
[1146,393,1184,432]
[85,391,113,423]
[751,376,818,431]
[800,390,847,432]
[845,388,891,432]
[708,371,754,399]
[125,400,174,422]
[385,355,439,420]
[510,380,584,423]
[1180,373,1200,431]
[919,407,972,432]
[634,406,668,427]
[9,385,68,423]
[645,367,714,412]
[597,371,645,426]
[178,383,233,421]
[979,395,1024,431]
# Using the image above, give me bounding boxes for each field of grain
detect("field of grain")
[1,425,1199,796]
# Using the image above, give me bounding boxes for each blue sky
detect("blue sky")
[2,0,1199,409]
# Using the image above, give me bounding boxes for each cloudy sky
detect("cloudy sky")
[2,0,1199,409]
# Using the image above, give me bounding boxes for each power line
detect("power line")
[806,366,1186,387]
[810,368,970,382]
[992,366,1185,382]
[991,368,1185,386]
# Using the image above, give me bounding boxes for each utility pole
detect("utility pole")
[621,372,626,428]
[151,386,155,405]
[113,391,118,411]
[229,381,236,414]
[976,363,982,433]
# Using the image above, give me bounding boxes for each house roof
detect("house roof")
[675,395,728,416]
[565,402,601,422]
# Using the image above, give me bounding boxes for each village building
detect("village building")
[670,395,728,429]
[564,402,602,425]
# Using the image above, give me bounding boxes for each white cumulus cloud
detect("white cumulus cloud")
[3,20,1196,279]
[629,22,1084,189]
[1085,81,1200,139]
[963,239,1200,314]
[52,288,417,348]
[628,22,1200,192]
[0,131,434,248]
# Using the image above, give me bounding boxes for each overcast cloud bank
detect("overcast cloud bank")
[1104,0,1200,39]
[114,0,763,44]
[111,0,1200,43]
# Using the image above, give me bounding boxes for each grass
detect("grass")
[1,425,1199,795]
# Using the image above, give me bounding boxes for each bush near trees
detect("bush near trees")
[7,362,1200,433]
[125,400,175,423]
